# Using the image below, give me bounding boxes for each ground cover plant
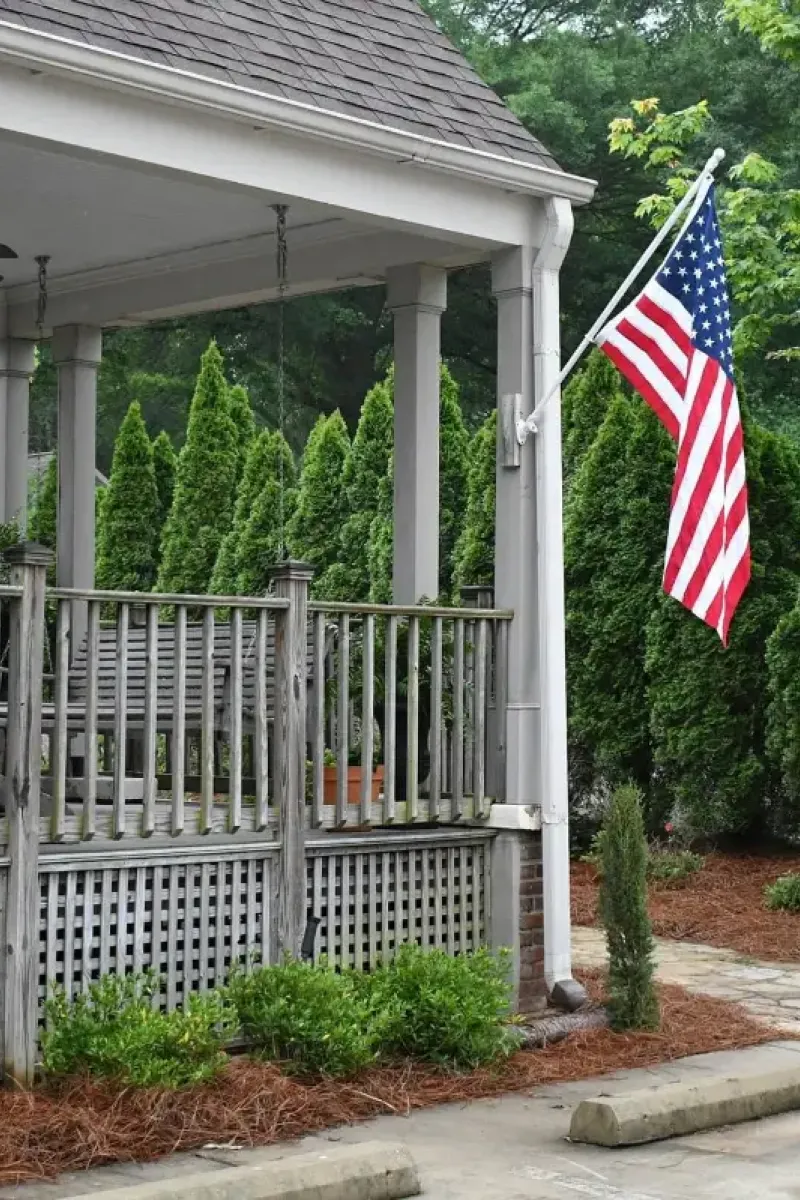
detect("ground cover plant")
[764,873,800,913]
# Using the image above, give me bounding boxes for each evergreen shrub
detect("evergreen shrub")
[228,960,378,1078]
[42,973,236,1088]
[598,784,660,1031]
[368,944,515,1070]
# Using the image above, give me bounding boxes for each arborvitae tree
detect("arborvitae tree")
[368,454,394,604]
[565,397,674,814]
[562,350,625,491]
[157,342,239,595]
[647,422,800,838]
[565,396,635,803]
[236,432,298,596]
[211,429,273,596]
[152,430,177,537]
[95,484,106,549]
[439,366,470,596]
[96,401,160,591]
[287,411,350,597]
[599,784,659,1032]
[338,372,394,601]
[452,411,496,593]
[228,384,256,480]
[28,456,57,550]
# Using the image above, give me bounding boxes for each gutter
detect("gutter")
[0,20,597,206]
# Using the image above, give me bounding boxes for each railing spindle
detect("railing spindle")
[406,615,419,822]
[201,606,215,833]
[83,600,100,840]
[464,620,474,800]
[452,618,464,820]
[113,603,129,839]
[360,614,375,825]
[384,615,397,824]
[142,602,159,837]
[51,600,70,842]
[229,607,243,833]
[312,611,326,829]
[254,609,269,832]
[429,617,442,822]
[172,605,187,836]
[336,613,350,827]
[473,618,487,817]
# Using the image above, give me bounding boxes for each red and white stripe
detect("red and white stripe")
[596,283,750,645]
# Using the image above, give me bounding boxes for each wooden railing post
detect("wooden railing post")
[270,562,314,961]
[2,542,52,1087]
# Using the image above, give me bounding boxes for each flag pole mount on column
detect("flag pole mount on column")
[514,146,726,447]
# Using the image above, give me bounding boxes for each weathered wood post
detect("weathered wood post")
[2,542,52,1087]
[270,562,314,961]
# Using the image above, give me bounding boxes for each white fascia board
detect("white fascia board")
[0,62,538,250]
[0,20,596,209]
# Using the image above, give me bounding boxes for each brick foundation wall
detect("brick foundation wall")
[517,831,546,1013]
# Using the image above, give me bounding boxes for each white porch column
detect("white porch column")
[52,325,101,649]
[386,264,447,604]
[0,338,35,530]
[491,198,582,1008]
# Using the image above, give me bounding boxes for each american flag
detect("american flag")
[596,185,750,645]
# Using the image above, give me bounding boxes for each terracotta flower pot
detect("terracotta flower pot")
[323,764,384,805]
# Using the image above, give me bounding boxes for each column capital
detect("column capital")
[386,263,447,314]
[491,245,535,298]
[52,325,102,368]
[0,339,35,379]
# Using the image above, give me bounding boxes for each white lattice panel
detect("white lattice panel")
[306,832,491,970]
[38,847,276,1021]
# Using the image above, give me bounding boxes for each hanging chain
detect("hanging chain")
[35,255,50,341]
[273,205,289,561]
[34,254,54,466]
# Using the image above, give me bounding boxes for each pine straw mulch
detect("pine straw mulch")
[572,852,800,962]
[0,970,787,1187]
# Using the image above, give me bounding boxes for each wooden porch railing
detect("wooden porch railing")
[0,547,511,1085]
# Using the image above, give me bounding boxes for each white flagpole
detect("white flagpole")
[516,146,726,444]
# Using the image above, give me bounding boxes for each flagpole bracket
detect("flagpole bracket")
[501,393,524,466]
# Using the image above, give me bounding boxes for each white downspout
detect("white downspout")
[532,196,581,994]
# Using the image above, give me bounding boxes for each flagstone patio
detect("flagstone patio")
[573,925,800,1034]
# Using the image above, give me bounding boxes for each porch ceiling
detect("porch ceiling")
[0,133,488,337]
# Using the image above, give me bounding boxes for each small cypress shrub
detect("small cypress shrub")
[598,784,660,1031]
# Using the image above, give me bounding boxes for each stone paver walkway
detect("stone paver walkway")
[574,925,800,1033]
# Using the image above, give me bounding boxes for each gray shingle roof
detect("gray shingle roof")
[0,0,559,169]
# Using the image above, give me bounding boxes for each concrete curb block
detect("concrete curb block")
[70,1141,421,1200]
[569,1066,800,1147]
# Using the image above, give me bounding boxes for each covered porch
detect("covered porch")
[0,0,595,1086]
